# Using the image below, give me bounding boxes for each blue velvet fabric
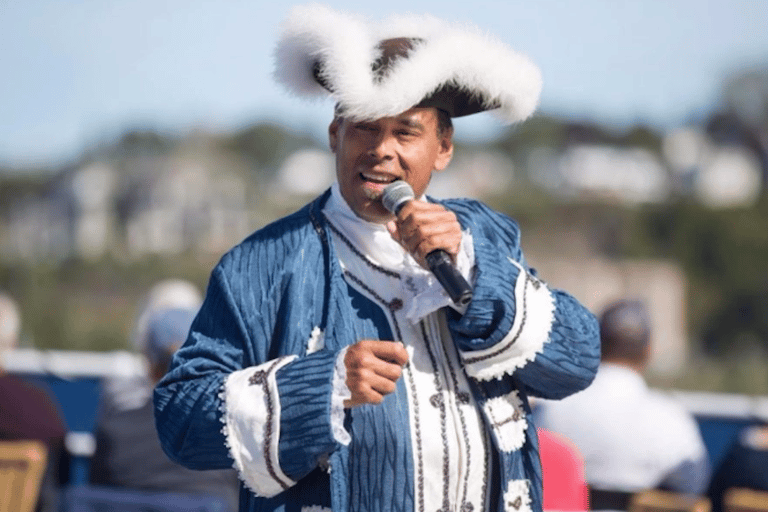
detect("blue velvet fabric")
[154,189,601,512]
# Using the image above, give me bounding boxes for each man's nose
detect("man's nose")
[368,131,397,159]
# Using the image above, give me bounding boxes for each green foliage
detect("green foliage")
[0,175,49,215]
[613,197,768,357]
[0,255,212,352]
[223,122,321,172]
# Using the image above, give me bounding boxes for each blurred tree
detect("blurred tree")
[0,175,48,216]
[723,68,768,130]
[223,122,321,174]
[494,114,568,154]
[112,128,177,158]
[719,68,768,191]
[630,196,768,357]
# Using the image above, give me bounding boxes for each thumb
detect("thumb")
[386,220,400,242]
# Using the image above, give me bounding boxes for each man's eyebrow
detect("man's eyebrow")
[397,118,425,130]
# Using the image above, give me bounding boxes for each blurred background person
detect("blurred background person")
[534,299,711,509]
[95,279,204,415]
[707,421,768,512]
[0,291,67,512]
[89,280,239,510]
[538,426,590,511]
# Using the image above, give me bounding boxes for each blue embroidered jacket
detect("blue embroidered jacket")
[154,190,600,512]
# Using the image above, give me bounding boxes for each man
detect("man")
[707,422,768,512]
[154,5,600,512]
[0,292,66,512]
[534,300,710,506]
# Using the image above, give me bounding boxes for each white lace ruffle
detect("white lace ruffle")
[330,347,352,445]
[306,326,325,354]
[402,229,474,323]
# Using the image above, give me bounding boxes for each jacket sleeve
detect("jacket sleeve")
[154,257,342,499]
[446,200,601,399]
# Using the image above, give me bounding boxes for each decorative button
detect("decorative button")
[430,393,443,408]
[248,370,267,386]
[462,503,475,512]
[389,298,403,311]
[457,391,471,405]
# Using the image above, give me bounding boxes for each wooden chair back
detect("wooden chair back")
[0,440,48,512]
[629,490,711,512]
[724,488,768,512]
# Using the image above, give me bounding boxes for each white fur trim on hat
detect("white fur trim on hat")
[273,4,542,123]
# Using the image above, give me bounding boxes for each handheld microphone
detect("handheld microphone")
[381,181,473,307]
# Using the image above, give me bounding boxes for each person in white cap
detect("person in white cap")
[155,6,600,512]
[90,305,239,510]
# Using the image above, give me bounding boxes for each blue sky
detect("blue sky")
[1,0,767,167]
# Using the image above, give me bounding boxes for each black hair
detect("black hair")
[599,299,651,362]
[436,109,454,138]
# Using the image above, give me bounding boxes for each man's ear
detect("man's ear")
[433,129,454,172]
[328,117,341,153]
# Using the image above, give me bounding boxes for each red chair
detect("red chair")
[538,428,589,511]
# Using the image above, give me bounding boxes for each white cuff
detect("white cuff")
[461,258,555,381]
[220,356,297,497]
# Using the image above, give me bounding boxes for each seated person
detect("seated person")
[0,292,67,512]
[538,427,589,511]
[707,423,768,512]
[90,302,239,510]
[534,299,710,500]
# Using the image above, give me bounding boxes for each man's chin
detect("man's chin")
[362,185,385,201]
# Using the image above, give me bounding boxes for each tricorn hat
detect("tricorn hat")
[273,4,542,123]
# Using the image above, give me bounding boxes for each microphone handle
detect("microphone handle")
[425,250,473,307]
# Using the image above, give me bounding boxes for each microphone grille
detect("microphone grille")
[381,181,414,214]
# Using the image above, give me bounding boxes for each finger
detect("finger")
[366,373,399,396]
[345,342,407,383]
[410,231,463,261]
[397,208,458,236]
[368,341,409,367]
[386,220,399,238]
[395,208,461,252]
[345,371,399,406]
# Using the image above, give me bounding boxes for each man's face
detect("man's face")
[329,107,454,223]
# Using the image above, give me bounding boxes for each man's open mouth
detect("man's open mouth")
[360,172,397,184]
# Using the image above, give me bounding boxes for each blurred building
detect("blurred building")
[1,141,260,262]
[662,126,763,208]
[529,143,671,203]
[429,150,515,199]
